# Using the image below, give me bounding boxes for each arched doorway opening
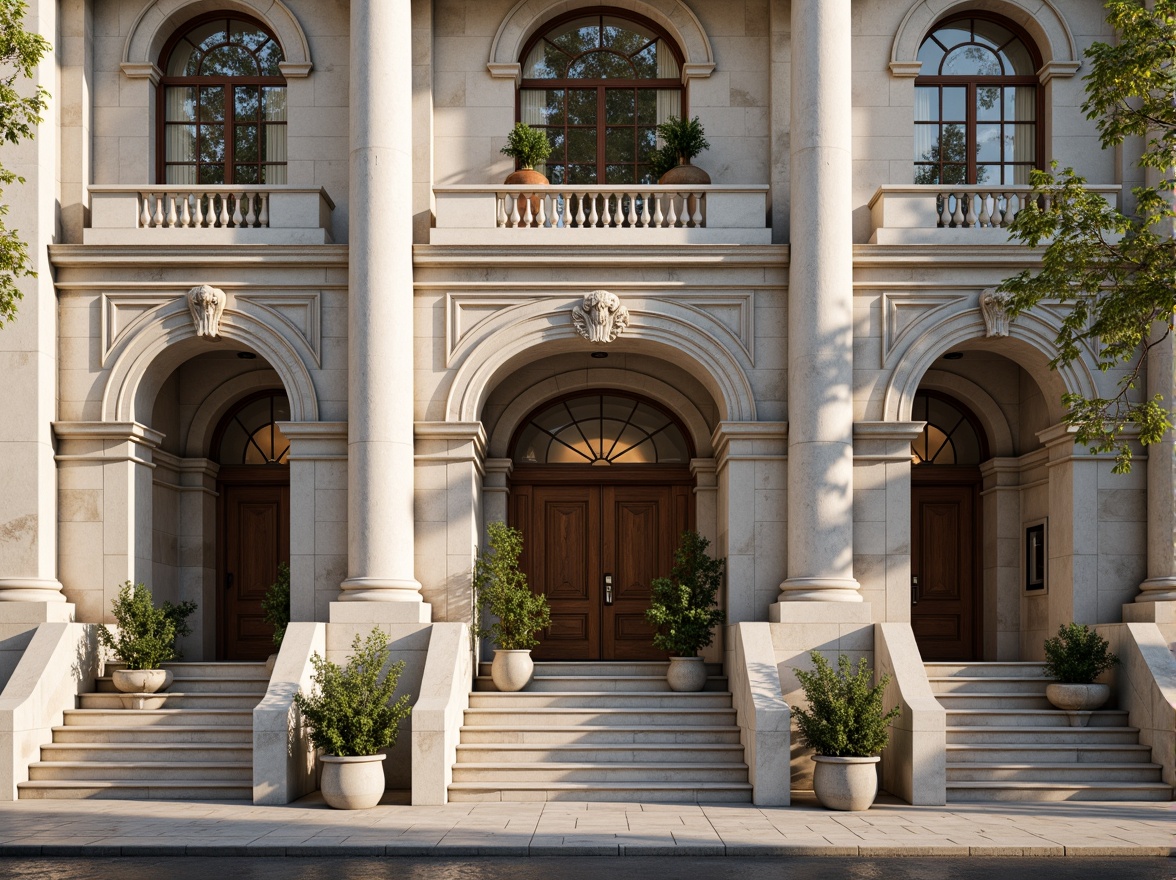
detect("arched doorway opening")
[910,390,987,661]
[508,391,695,660]
[212,390,290,660]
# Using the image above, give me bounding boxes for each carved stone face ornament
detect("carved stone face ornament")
[979,287,1012,338]
[188,284,227,339]
[572,290,629,344]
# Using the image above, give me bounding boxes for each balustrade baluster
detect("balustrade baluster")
[588,193,600,227]
[559,192,570,228]
[639,193,652,227]
[508,194,521,227]
[192,194,205,227]
[540,193,552,227]
[231,193,245,227]
[938,193,951,227]
[652,192,665,227]
[178,195,191,227]
[603,193,616,227]
[666,194,679,227]
[496,194,507,227]
[573,194,586,227]
[691,192,704,227]
[258,193,269,227]
[523,194,535,227]
[163,193,177,228]
[964,192,978,227]
[949,193,963,227]
[977,193,991,227]
[626,193,637,227]
[217,194,230,227]
[244,193,258,226]
[1001,193,1017,227]
[139,194,151,228]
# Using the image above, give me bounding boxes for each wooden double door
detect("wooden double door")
[510,475,692,661]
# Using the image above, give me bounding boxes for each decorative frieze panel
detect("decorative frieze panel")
[979,287,1013,338]
[572,290,629,344]
[880,291,972,362]
[188,285,226,338]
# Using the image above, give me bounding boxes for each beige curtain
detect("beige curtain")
[1012,85,1036,184]
[520,90,547,175]
[164,87,196,185]
[263,86,288,184]
[655,41,680,143]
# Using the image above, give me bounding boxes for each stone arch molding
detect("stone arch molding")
[446,298,755,426]
[916,368,1015,457]
[102,297,319,426]
[121,0,313,79]
[889,0,1079,81]
[488,0,715,83]
[185,369,285,457]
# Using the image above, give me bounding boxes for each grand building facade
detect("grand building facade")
[0,0,1172,805]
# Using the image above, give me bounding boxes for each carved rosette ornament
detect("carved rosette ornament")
[979,287,1012,338]
[188,284,227,339]
[572,290,629,344]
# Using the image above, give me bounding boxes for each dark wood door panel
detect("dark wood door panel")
[911,479,978,662]
[220,481,288,662]
[603,486,672,661]
[529,485,600,660]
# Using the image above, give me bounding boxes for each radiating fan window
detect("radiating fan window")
[910,392,984,466]
[513,394,690,465]
[216,392,291,465]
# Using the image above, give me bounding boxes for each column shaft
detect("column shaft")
[1138,325,1176,602]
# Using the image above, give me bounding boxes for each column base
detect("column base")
[769,601,873,624]
[1134,578,1176,604]
[330,601,432,625]
[776,577,862,604]
[338,576,424,604]
[0,601,74,624]
[0,579,66,603]
[1122,599,1176,625]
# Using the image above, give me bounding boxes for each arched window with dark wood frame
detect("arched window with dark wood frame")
[518,8,685,185]
[158,14,287,185]
[914,15,1042,185]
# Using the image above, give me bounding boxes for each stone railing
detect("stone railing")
[868,184,1122,244]
[432,185,771,245]
[85,185,335,245]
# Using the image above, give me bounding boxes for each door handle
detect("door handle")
[911,575,919,606]
[225,572,234,592]
[604,573,613,605]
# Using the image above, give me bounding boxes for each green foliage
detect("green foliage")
[473,521,551,650]
[262,562,291,648]
[645,531,725,657]
[1043,622,1119,684]
[791,652,900,758]
[998,0,1176,473]
[293,629,411,757]
[97,582,197,671]
[0,0,50,327]
[500,122,552,169]
[657,115,710,164]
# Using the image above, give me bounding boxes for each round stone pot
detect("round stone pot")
[491,649,534,692]
[111,668,173,695]
[812,755,880,812]
[320,754,387,810]
[666,656,707,692]
[658,161,711,186]
[504,168,548,226]
[1046,682,1110,712]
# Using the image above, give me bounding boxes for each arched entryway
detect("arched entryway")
[213,390,290,660]
[910,390,987,661]
[508,391,695,661]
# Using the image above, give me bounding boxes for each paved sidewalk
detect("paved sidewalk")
[0,794,1171,857]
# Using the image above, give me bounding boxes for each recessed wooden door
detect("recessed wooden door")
[220,482,289,661]
[911,481,979,661]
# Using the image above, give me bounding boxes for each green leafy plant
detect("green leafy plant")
[792,652,900,758]
[656,115,710,164]
[1043,623,1119,684]
[97,582,197,671]
[500,122,552,169]
[293,629,411,757]
[473,521,551,651]
[262,562,291,648]
[645,531,725,657]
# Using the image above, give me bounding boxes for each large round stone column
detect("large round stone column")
[1137,323,1176,603]
[778,0,860,603]
[339,0,423,605]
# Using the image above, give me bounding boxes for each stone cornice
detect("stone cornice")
[412,244,789,269]
[48,244,348,269]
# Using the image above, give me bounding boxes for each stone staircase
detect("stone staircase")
[928,661,1171,802]
[18,662,268,800]
[448,661,752,803]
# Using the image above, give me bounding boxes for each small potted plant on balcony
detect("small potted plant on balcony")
[500,121,552,186]
[1043,623,1118,722]
[656,115,711,185]
[792,652,900,811]
[645,531,725,692]
[474,521,551,692]
[293,628,411,810]
[98,582,196,707]
[261,561,291,673]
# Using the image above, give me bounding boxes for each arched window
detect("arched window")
[512,393,691,465]
[914,16,1041,185]
[159,15,287,185]
[214,392,291,465]
[518,9,684,185]
[910,392,986,466]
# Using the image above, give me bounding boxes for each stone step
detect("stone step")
[945,743,1154,764]
[946,781,1173,802]
[946,726,1142,745]
[946,762,1164,783]
[63,709,253,727]
[17,780,252,800]
[79,692,263,710]
[467,691,733,709]
[451,762,749,784]
[455,743,746,763]
[928,677,1052,695]
[50,724,253,744]
[945,709,1126,728]
[39,742,253,763]
[457,725,743,745]
[446,781,752,803]
[478,661,721,678]
[27,761,252,782]
[105,662,269,680]
[462,708,737,727]
[925,662,1047,678]
[934,693,1053,710]
[95,676,269,695]
[474,675,729,693]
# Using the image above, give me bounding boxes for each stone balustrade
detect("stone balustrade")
[432,185,771,245]
[868,185,1121,244]
[85,186,335,245]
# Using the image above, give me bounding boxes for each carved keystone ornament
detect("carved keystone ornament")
[572,290,629,344]
[979,287,1013,338]
[188,284,227,339]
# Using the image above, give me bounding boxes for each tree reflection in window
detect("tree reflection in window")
[910,392,984,466]
[513,394,690,465]
[216,392,291,465]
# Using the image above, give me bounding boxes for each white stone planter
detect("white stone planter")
[1046,682,1110,725]
[320,754,387,809]
[666,656,707,692]
[111,668,173,694]
[491,649,534,692]
[812,755,880,811]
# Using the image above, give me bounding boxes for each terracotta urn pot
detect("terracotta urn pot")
[812,755,880,811]
[491,649,534,692]
[504,168,548,225]
[320,754,387,810]
[666,656,707,692]
[657,161,711,186]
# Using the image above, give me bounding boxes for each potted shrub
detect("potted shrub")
[645,531,725,692]
[293,628,411,810]
[1043,623,1118,722]
[474,521,551,692]
[97,582,196,705]
[792,652,900,811]
[655,115,711,185]
[500,121,552,186]
[261,562,291,672]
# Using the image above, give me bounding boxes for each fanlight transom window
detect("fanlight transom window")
[216,392,291,465]
[513,394,690,465]
[910,392,984,466]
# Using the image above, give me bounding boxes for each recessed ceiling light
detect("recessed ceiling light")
[591,351,608,359]
[237,351,257,359]
[943,352,964,360]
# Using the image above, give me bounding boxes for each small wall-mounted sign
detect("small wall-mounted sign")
[1025,519,1047,593]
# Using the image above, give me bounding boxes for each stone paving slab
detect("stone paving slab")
[0,793,1170,858]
